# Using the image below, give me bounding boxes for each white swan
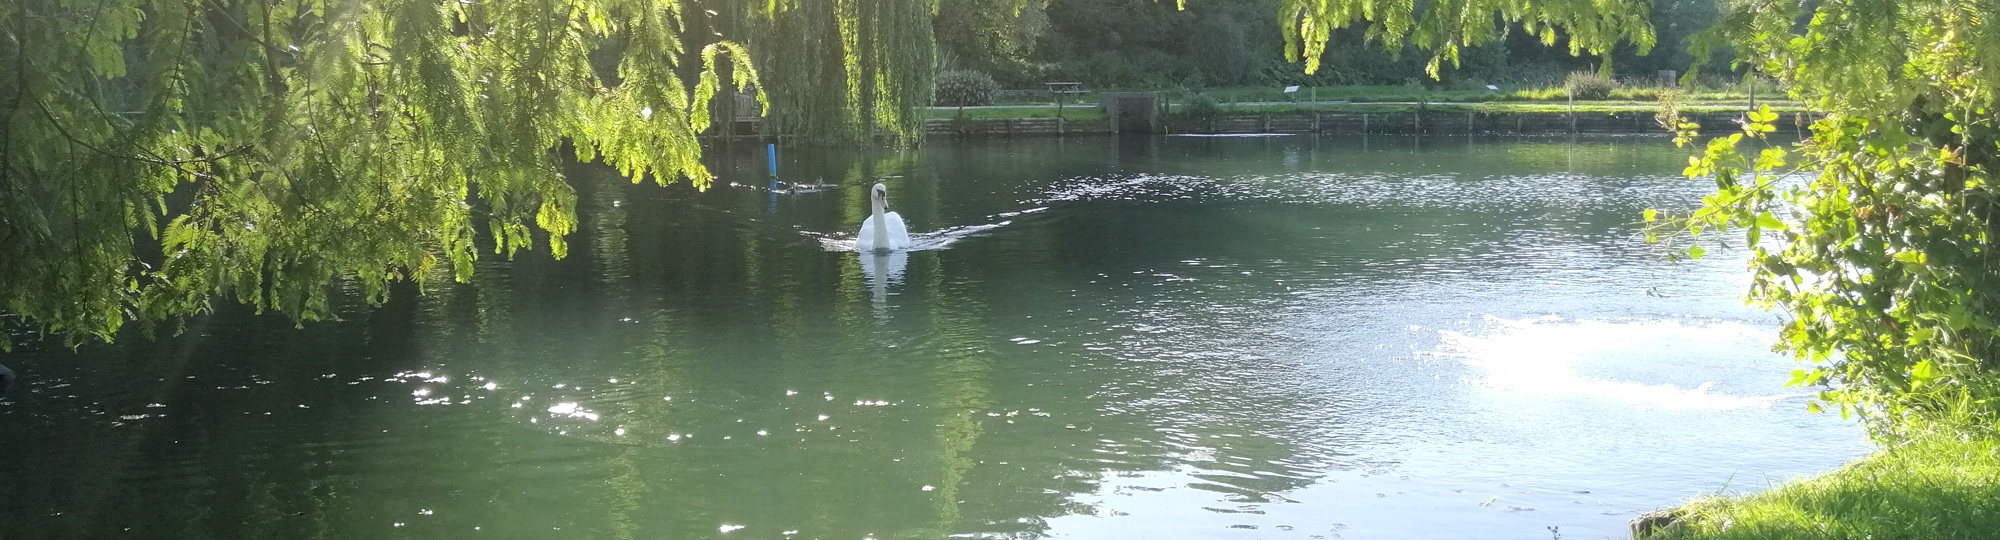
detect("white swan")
[856,183,911,252]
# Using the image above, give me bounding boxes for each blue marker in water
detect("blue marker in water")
[765,143,780,214]
[766,143,779,191]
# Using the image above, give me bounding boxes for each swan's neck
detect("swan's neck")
[870,198,890,251]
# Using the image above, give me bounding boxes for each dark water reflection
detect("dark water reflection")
[1,135,1864,540]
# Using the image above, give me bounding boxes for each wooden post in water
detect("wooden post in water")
[1056,88,1064,121]
[1416,98,1425,134]
[1362,113,1369,133]
[1568,91,1577,134]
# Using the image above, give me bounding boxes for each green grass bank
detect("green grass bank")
[922,101,1806,122]
[1641,433,1999,540]
[987,83,1784,107]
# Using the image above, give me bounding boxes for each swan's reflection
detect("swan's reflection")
[859,250,908,319]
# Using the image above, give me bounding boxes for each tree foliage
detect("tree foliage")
[1008,0,1714,90]
[745,0,939,145]
[1650,0,2000,434]
[935,0,1049,85]
[0,0,757,349]
[1277,0,1655,79]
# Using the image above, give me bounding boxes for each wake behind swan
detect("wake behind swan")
[819,183,1034,253]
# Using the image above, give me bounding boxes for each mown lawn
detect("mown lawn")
[921,107,1107,121]
[921,100,1803,120]
[988,83,1781,107]
[1646,433,2000,540]
[1215,101,1805,114]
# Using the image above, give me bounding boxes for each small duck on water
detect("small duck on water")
[771,177,835,195]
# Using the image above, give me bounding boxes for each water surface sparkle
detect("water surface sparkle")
[0,135,1865,540]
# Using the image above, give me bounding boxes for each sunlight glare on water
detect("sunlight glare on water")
[1437,316,1813,411]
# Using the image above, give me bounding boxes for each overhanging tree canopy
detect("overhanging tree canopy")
[1,0,757,349]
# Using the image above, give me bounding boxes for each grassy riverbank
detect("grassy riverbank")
[991,83,1782,106]
[921,100,1804,121]
[1647,432,2000,540]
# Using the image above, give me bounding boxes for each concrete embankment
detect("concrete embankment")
[925,110,1813,137]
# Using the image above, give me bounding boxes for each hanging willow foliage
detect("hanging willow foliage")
[0,0,759,349]
[1276,0,1656,76]
[738,0,937,145]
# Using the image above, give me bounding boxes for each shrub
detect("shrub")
[1180,93,1222,118]
[1164,93,1224,132]
[934,70,1000,107]
[1564,71,1618,100]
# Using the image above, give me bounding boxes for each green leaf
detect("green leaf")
[1750,104,1778,123]
[1753,147,1788,171]
[1643,209,1658,222]
[1909,327,1937,346]
[1687,244,1707,260]
[1893,251,1928,265]
[1755,213,1786,230]
[1806,401,1824,413]
[1912,360,1936,384]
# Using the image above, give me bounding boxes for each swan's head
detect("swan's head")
[871,183,889,208]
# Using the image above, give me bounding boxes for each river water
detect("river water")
[0,135,1867,540]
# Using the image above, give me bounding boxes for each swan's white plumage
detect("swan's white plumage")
[856,212,911,251]
[857,183,912,252]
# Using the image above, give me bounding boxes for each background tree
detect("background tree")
[1008,0,1700,90]
[934,0,1049,86]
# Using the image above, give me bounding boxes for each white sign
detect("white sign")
[1283,86,1300,93]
